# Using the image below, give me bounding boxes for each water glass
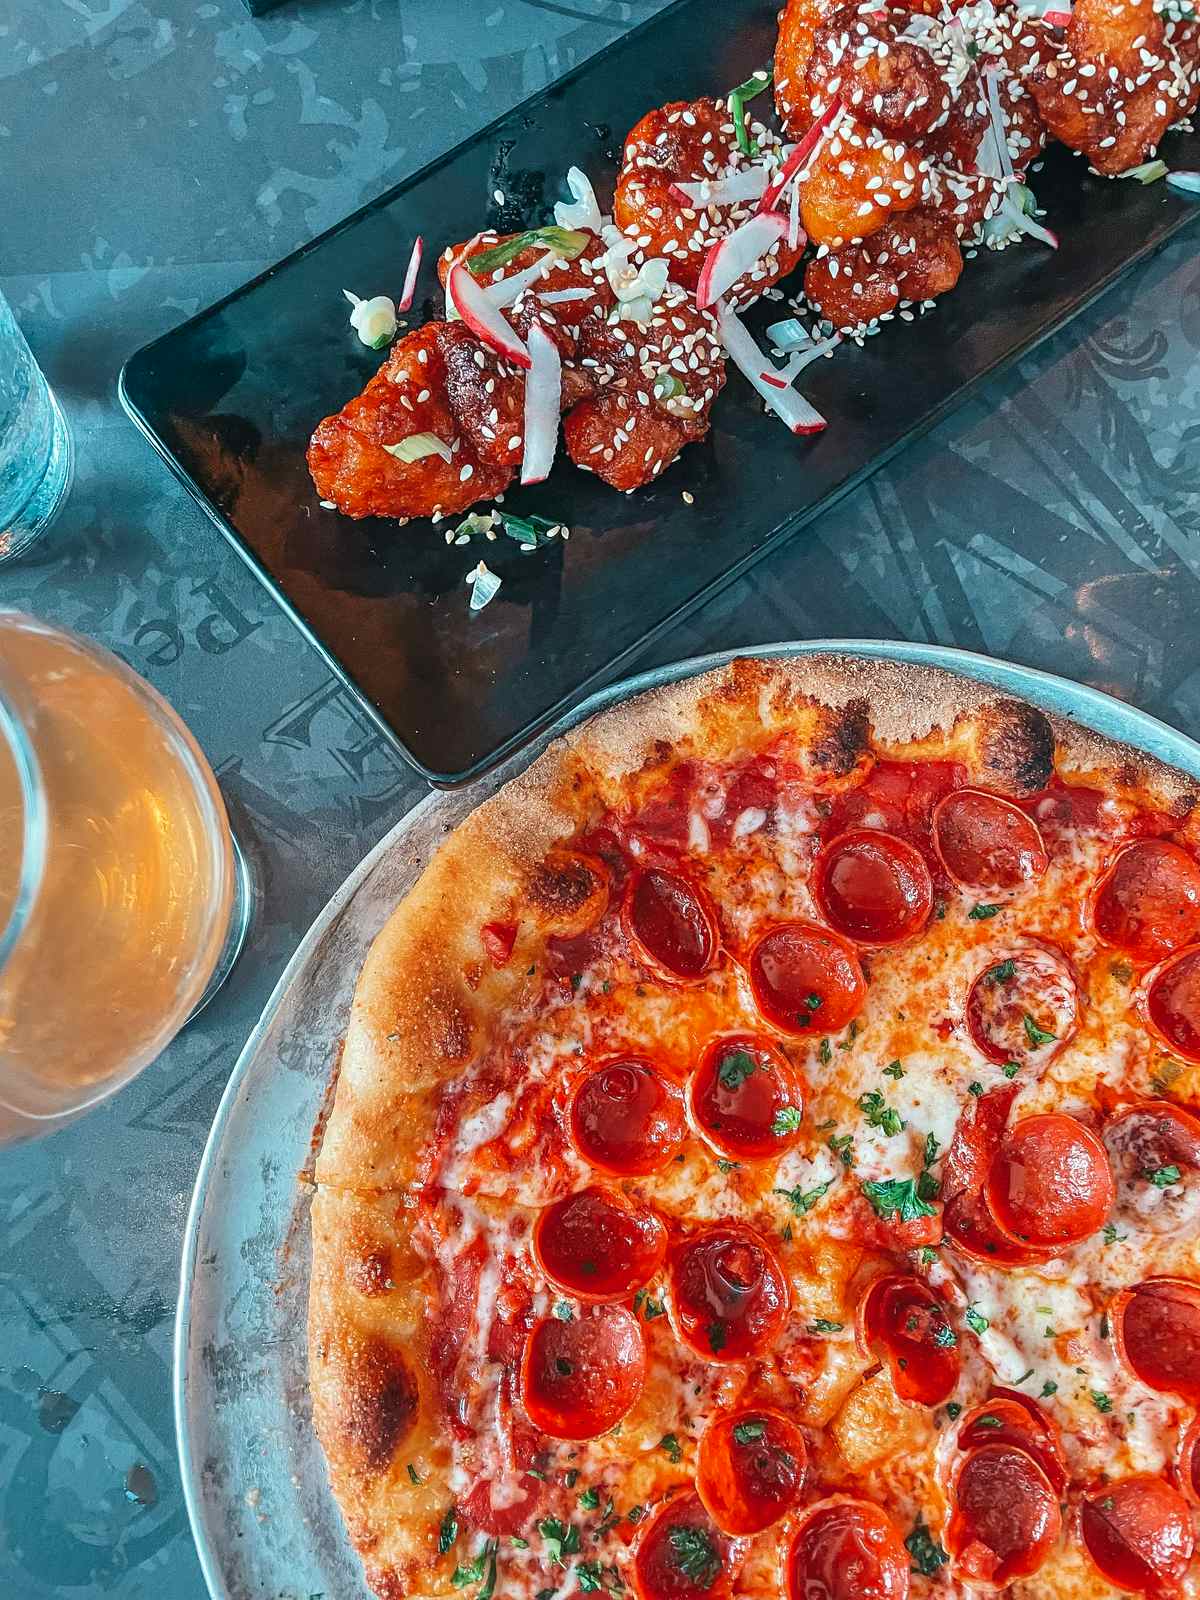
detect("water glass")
[0,291,73,562]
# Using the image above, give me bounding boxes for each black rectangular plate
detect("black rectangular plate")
[119,0,1200,785]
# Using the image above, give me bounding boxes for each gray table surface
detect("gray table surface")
[1,1,1198,1594]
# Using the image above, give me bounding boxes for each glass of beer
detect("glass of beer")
[0,611,251,1134]
[0,292,73,562]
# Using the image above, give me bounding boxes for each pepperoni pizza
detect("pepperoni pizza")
[309,655,1200,1600]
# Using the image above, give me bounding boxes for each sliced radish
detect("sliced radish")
[489,250,562,309]
[539,286,596,304]
[1167,170,1200,195]
[670,167,770,207]
[521,323,562,485]
[781,333,841,377]
[788,173,802,249]
[759,369,789,389]
[398,236,423,312]
[1042,7,1072,22]
[696,211,791,310]
[555,165,604,233]
[447,262,531,369]
[717,301,827,435]
[983,69,1015,182]
[759,98,844,213]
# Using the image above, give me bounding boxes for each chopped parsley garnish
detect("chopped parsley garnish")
[732,1420,766,1444]
[512,1537,529,1549]
[883,1059,906,1079]
[716,1158,740,1174]
[860,1177,937,1224]
[1014,1368,1035,1386]
[1103,1222,1128,1246]
[452,1540,498,1594]
[1040,1380,1058,1399]
[718,1049,757,1090]
[772,1106,803,1135]
[975,1413,1002,1429]
[923,1132,941,1168]
[576,1563,603,1592]
[808,1317,844,1334]
[467,226,590,275]
[707,1322,727,1354]
[828,1131,856,1167]
[555,1357,573,1376]
[578,1488,600,1511]
[1023,1012,1057,1048]
[1002,1061,1021,1079]
[553,1300,574,1321]
[858,1090,905,1136]
[1144,1163,1182,1188]
[539,1519,580,1566]
[439,1507,460,1555]
[1151,1059,1184,1095]
[838,1019,860,1050]
[945,1402,962,1420]
[968,1081,984,1097]
[917,1169,940,1204]
[818,1038,833,1066]
[1091,1391,1113,1414]
[407,1463,422,1485]
[905,1517,949,1577]
[931,1322,958,1349]
[965,1305,989,1335]
[659,1433,683,1463]
[968,904,1001,920]
[667,1524,722,1589]
[775,1179,833,1216]
[986,958,1016,986]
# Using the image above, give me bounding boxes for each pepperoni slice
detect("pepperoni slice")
[1144,945,1200,1064]
[1176,1415,1200,1507]
[955,1394,1068,1496]
[631,1492,731,1600]
[624,867,719,982]
[520,1303,645,1440]
[1080,1476,1195,1597]
[532,1187,666,1302]
[480,920,518,966]
[857,1274,960,1407]
[1103,1100,1200,1236]
[932,788,1049,893]
[570,1057,685,1176]
[747,921,866,1036]
[966,943,1078,1067]
[1110,1277,1200,1401]
[667,1223,789,1362]
[812,829,933,945]
[1092,840,1200,963]
[785,1497,910,1600]
[941,1085,1052,1267]
[696,1408,808,1536]
[688,1034,803,1160]
[945,1444,1061,1586]
[983,1114,1114,1251]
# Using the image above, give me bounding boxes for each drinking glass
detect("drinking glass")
[0,612,252,1137]
[0,290,73,561]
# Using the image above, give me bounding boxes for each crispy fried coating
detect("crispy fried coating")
[805,6,949,139]
[918,60,988,170]
[803,202,960,328]
[307,325,512,520]
[613,98,802,299]
[434,322,526,470]
[928,164,1001,239]
[800,115,928,246]
[775,0,841,134]
[878,205,963,300]
[804,247,900,328]
[564,289,725,490]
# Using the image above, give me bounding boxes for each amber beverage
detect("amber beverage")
[0,611,248,1135]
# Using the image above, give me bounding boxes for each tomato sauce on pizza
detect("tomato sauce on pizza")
[308,656,1200,1600]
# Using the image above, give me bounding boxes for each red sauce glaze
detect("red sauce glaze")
[631,1492,731,1600]
[1144,945,1200,1064]
[812,829,933,945]
[1104,1100,1200,1236]
[932,788,1049,893]
[1079,1476,1195,1597]
[688,1034,803,1160]
[668,1223,790,1362]
[984,1114,1115,1251]
[747,921,866,1036]
[570,1057,686,1176]
[1110,1277,1200,1401]
[856,1273,960,1407]
[461,1373,545,1534]
[480,920,518,966]
[965,943,1079,1067]
[785,1496,910,1600]
[520,1304,646,1439]
[696,1408,808,1536]
[954,1394,1068,1497]
[624,866,720,981]
[945,1444,1061,1586]
[532,1186,667,1301]
[1092,840,1200,963]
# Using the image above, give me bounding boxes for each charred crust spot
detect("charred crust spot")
[712,656,774,706]
[528,853,602,921]
[345,1244,393,1299]
[810,697,871,777]
[976,699,1055,797]
[329,1331,418,1473]
[420,986,472,1062]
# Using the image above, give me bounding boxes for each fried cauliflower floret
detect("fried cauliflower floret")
[775,0,841,134]
[613,98,802,299]
[564,289,726,490]
[918,60,988,170]
[307,324,512,521]
[800,115,929,246]
[803,204,961,329]
[805,5,950,139]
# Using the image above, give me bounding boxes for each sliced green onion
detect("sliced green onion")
[382,432,452,464]
[501,512,561,548]
[467,227,590,276]
[652,371,685,401]
[1127,159,1168,185]
[729,68,772,158]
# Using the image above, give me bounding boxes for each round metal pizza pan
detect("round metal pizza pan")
[174,639,1200,1599]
